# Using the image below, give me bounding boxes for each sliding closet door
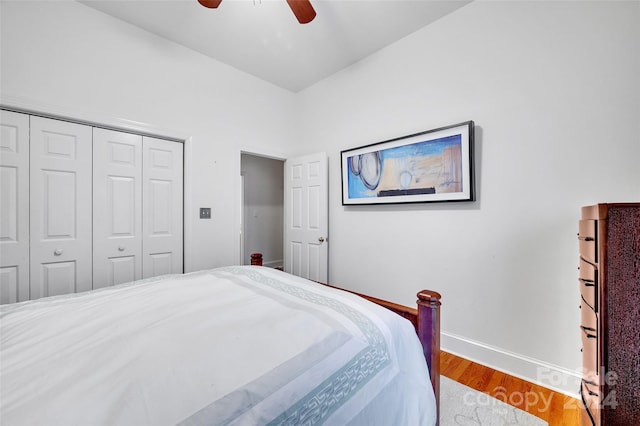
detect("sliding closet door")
[29,117,92,299]
[92,128,143,289]
[142,137,183,278]
[0,111,30,303]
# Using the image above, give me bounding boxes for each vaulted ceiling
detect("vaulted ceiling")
[80,0,471,92]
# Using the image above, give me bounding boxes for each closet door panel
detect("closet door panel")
[41,261,77,297]
[148,253,173,277]
[0,111,30,303]
[29,117,92,299]
[143,137,183,278]
[93,128,142,289]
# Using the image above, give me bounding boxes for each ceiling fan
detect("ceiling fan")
[197,0,316,24]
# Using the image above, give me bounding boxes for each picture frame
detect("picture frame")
[341,121,475,205]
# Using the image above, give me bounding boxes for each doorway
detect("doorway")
[240,153,284,268]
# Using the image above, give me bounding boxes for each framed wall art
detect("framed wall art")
[341,121,475,205]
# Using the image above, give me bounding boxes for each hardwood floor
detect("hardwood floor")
[441,351,581,426]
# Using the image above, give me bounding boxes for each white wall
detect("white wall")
[241,154,284,267]
[0,0,297,272]
[296,0,640,394]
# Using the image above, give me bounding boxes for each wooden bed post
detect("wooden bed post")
[417,290,441,425]
[250,253,263,266]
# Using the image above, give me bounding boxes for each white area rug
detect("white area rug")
[440,376,548,426]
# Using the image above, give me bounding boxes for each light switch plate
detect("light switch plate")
[200,208,211,219]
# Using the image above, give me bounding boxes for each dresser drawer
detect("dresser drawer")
[580,379,601,426]
[580,297,597,330]
[578,257,596,281]
[579,258,597,310]
[581,317,598,376]
[580,295,598,377]
[578,220,597,263]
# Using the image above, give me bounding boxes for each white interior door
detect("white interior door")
[142,136,183,278]
[0,110,30,303]
[29,116,92,299]
[284,152,328,282]
[93,128,143,289]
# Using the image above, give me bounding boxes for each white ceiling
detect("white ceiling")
[80,0,471,92]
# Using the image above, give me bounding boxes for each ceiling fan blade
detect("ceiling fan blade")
[286,0,316,24]
[198,0,223,8]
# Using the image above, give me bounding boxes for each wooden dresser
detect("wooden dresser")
[578,203,640,426]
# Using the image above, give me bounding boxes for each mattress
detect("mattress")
[0,266,436,425]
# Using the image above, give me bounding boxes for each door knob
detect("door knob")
[318,237,325,243]
[118,245,125,251]
[54,248,63,256]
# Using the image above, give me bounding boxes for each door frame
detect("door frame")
[236,148,287,266]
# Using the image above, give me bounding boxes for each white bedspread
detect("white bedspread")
[0,266,436,425]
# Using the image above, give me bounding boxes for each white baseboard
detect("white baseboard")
[442,332,581,398]
[263,259,283,269]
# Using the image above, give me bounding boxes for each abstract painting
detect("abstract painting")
[341,121,475,205]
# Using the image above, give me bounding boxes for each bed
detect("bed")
[0,266,441,425]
